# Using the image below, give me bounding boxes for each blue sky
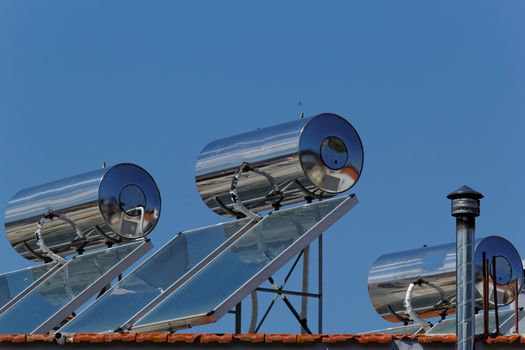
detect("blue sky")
[0,1,524,334]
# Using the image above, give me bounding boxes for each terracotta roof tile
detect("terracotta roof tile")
[416,335,456,343]
[296,334,325,343]
[486,335,521,344]
[355,334,393,344]
[265,334,297,343]
[26,334,53,343]
[233,333,265,343]
[167,334,201,343]
[136,333,168,343]
[72,334,104,343]
[392,334,417,341]
[200,334,233,343]
[2,333,525,345]
[322,334,355,343]
[104,333,137,342]
[0,335,26,343]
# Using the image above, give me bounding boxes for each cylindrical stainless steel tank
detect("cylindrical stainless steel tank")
[368,236,523,323]
[195,113,364,217]
[5,163,161,261]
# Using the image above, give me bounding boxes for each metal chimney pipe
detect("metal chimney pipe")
[447,186,484,350]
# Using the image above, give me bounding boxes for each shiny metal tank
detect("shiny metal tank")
[368,236,523,323]
[195,113,364,217]
[5,163,161,261]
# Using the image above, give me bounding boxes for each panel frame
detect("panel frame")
[363,324,424,335]
[130,194,358,333]
[30,239,152,334]
[0,263,61,316]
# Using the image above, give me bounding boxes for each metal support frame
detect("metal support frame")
[235,303,242,333]
[248,234,324,334]
[229,197,325,335]
[227,303,243,333]
[205,194,358,334]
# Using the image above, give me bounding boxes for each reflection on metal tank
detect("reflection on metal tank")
[5,163,161,261]
[368,236,523,323]
[195,113,364,217]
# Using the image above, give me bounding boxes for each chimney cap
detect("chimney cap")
[447,185,484,200]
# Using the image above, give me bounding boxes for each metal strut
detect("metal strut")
[35,210,84,264]
[253,249,320,334]
[268,276,312,334]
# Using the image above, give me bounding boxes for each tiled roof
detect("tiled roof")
[0,333,523,345]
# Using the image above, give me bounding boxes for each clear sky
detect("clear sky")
[0,0,524,334]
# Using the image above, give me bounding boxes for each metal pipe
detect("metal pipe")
[300,245,310,335]
[248,292,258,333]
[492,256,500,334]
[447,186,484,350]
[235,302,242,334]
[483,254,489,337]
[515,279,519,334]
[318,234,323,334]
[404,281,431,331]
[456,216,475,348]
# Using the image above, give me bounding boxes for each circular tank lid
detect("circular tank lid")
[475,236,523,306]
[299,113,364,194]
[98,163,161,239]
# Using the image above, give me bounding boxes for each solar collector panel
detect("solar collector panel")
[0,263,60,314]
[130,195,357,333]
[0,240,150,334]
[57,219,253,334]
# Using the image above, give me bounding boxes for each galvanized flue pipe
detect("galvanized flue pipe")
[447,186,483,350]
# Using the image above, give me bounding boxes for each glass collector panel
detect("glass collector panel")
[58,219,251,334]
[0,242,141,334]
[0,263,57,308]
[134,197,345,328]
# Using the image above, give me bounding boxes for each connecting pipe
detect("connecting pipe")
[404,281,432,331]
[447,186,483,350]
[35,210,84,264]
